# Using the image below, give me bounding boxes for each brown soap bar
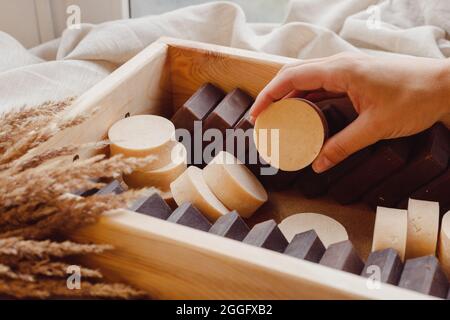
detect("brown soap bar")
[361,248,403,285]
[243,220,288,253]
[398,255,449,298]
[320,104,348,136]
[316,97,358,123]
[260,168,301,191]
[203,88,253,134]
[364,124,449,208]
[95,180,125,195]
[329,137,413,204]
[284,230,326,263]
[296,147,372,198]
[167,203,212,231]
[171,83,225,132]
[209,210,250,241]
[226,109,255,162]
[319,240,364,274]
[129,192,172,220]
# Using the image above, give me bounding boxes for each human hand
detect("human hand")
[250,52,450,173]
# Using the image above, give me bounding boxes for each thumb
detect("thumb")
[312,114,380,173]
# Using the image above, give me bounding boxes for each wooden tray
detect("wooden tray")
[30,37,433,299]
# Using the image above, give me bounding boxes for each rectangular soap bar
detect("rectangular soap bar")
[319,240,364,274]
[316,97,358,123]
[361,248,403,285]
[95,180,125,195]
[226,109,255,162]
[329,137,413,204]
[243,220,288,253]
[364,124,449,208]
[209,210,250,241]
[320,104,348,136]
[171,83,225,132]
[129,192,172,220]
[167,203,212,231]
[284,230,326,263]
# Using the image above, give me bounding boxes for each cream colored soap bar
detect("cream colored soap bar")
[372,207,408,261]
[278,213,348,248]
[108,115,176,170]
[170,166,229,221]
[123,142,187,192]
[253,98,326,172]
[439,211,450,278]
[203,151,268,218]
[405,198,439,259]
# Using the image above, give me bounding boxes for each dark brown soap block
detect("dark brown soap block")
[316,97,358,123]
[329,137,413,204]
[319,240,364,274]
[203,88,253,134]
[398,256,449,298]
[364,124,449,208]
[296,147,372,198]
[361,248,403,285]
[95,180,125,195]
[321,104,348,136]
[243,220,288,253]
[225,109,255,162]
[209,210,250,241]
[167,203,212,232]
[129,192,172,220]
[284,230,326,263]
[171,83,225,132]
[261,168,301,191]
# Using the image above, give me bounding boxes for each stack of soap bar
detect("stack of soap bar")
[440,211,450,278]
[209,210,250,241]
[372,207,408,261]
[129,192,172,220]
[167,202,212,231]
[284,230,326,263]
[361,248,403,285]
[364,124,449,208]
[170,166,229,221]
[319,240,364,274]
[243,220,288,253]
[329,137,413,204]
[203,151,268,218]
[278,213,348,248]
[398,256,449,298]
[171,83,225,132]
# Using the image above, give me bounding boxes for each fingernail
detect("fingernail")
[312,156,333,173]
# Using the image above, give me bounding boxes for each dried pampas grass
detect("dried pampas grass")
[0,98,152,299]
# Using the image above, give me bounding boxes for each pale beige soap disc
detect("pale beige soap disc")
[253,98,327,172]
[203,151,268,218]
[278,213,348,248]
[170,166,229,221]
[405,198,439,259]
[108,115,176,170]
[123,142,187,191]
[372,207,408,261]
[439,210,450,277]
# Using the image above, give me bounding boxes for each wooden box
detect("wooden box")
[31,37,433,299]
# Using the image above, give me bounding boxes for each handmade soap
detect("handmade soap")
[398,256,449,298]
[278,213,348,248]
[254,98,327,171]
[364,124,449,208]
[316,97,358,123]
[203,151,268,218]
[439,211,450,278]
[330,137,413,204]
[372,207,408,261]
[319,240,364,274]
[243,220,289,253]
[167,202,212,231]
[405,199,439,259]
[320,104,348,136]
[361,248,403,285]
[108,115,176,170]
[284,230,326,263]
[170,166,229,221]
[129,192,172,220]
[208,210,250,241]
[171,83,225,132]
[95,180,125,195]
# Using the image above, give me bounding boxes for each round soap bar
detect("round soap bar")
[123,142,187,191]
[372,207,408,261]
[278,213,348,248]
[439,211,450,278]
[108,115,176,170]
[405,198,439,259]
[170,166,229,221]
[203,151,268,218]
[253,98,327,171]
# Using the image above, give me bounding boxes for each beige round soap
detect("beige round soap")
[108,115,176,170]
[253,98,327,172]
[203,151,268,218]
[123,142,187,191]
[405,198,439,259]
[278,213,348,248]
[372,207,408,261]
[170,166,229,221]
[439,210,450,278]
